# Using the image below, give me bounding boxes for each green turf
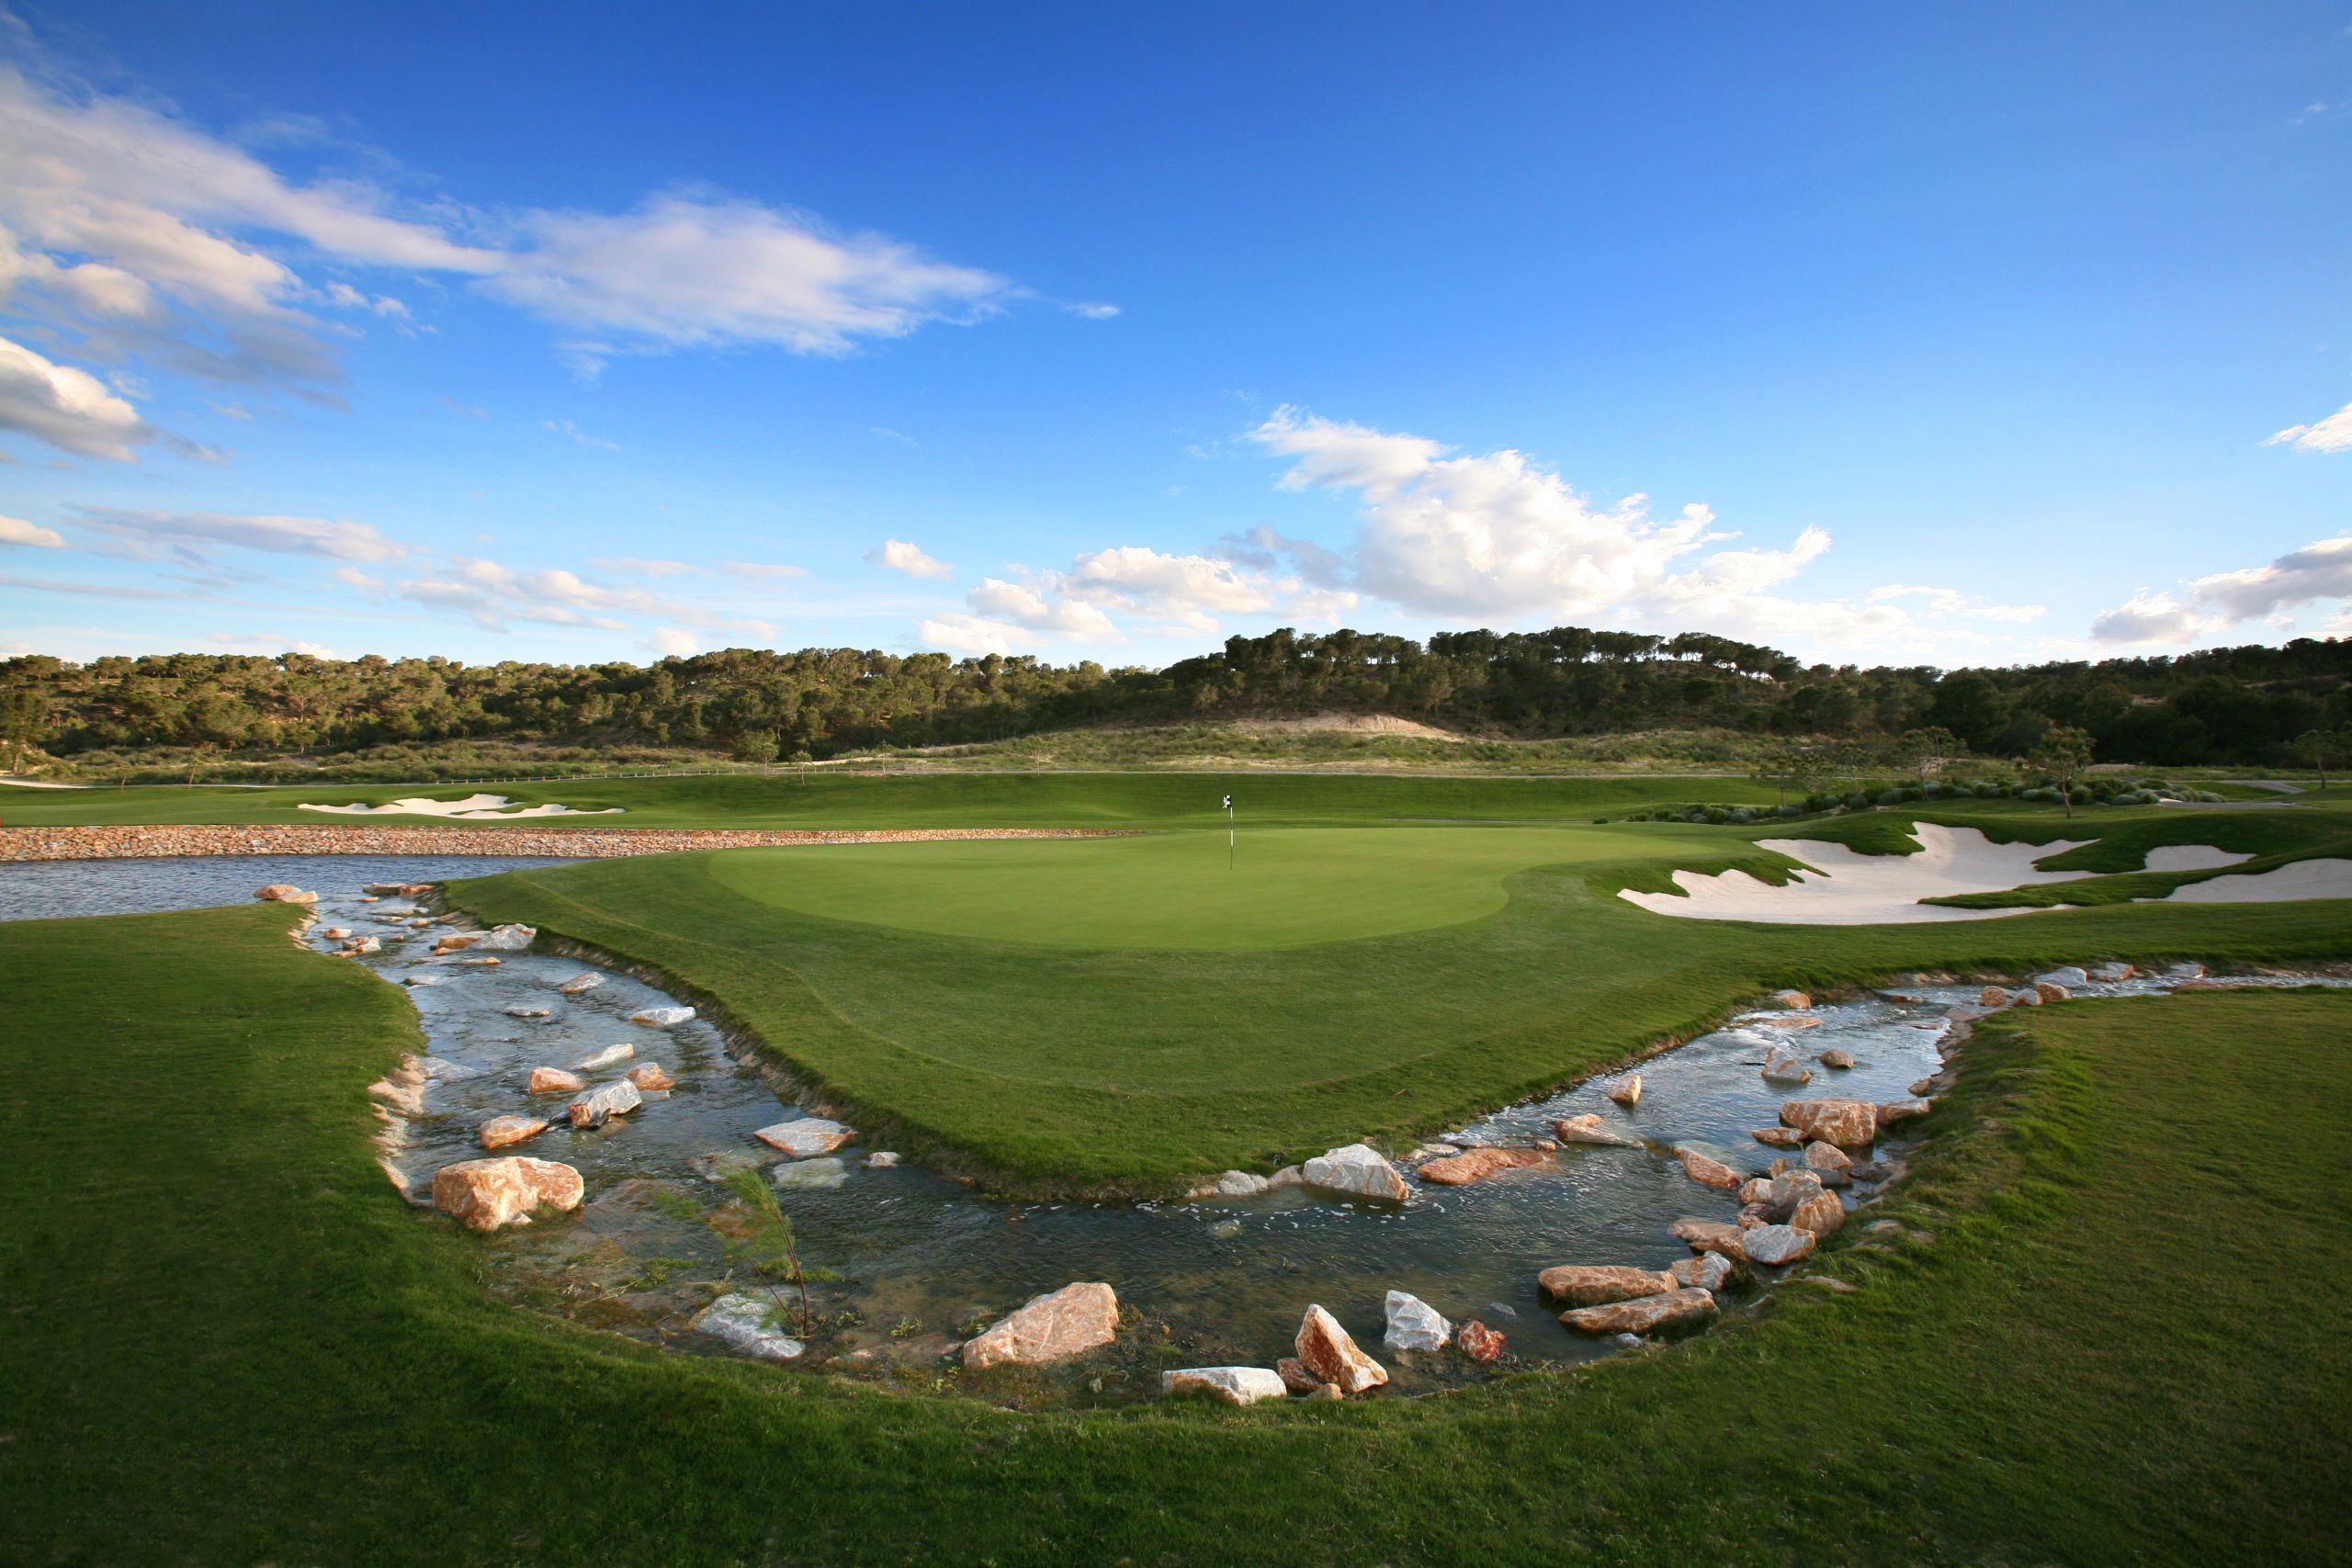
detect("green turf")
[450,813,2351,1189]
[6,906,2346,1565]
[0,769,1782,829]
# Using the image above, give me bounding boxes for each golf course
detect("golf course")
[4,767,2350,1563]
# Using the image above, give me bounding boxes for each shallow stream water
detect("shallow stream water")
[7,854,2343,1404]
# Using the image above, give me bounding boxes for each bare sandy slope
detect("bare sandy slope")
[299,793,622,819]
[2160,859,2352,903]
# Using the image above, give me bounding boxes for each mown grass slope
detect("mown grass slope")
[453,814,2351,1187]
[3,905,2345,1565]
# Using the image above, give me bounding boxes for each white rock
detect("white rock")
[692,1293,805,1361]
[862,1151,901,1169]
[1741,1224,1817,1266]
[752,1117,855,1158]
[1300,1143,1411,1202]
[504,1005,552,1020]
[1267,1165,1307,1187]
[1161,1366,1288,1405]
[1193,1168,1270,1199]
[2034,966,2090,987]
[771,1156,847,1190]
[630,1006,696,1028]
[568,1079,642,1128]
[573,1043,636,1072]
[1382,1290,1452,1352]
[556,972,605,995]
[1668,1253,1734,1292]
[472,923,537,952]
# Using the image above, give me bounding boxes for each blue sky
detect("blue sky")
[0,1,2346,670]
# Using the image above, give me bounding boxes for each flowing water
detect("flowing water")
[7,854,2344,1404]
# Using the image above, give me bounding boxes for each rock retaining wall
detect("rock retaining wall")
[0,824,1135,862]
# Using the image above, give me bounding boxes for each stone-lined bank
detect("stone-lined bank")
[0,823,1136,863]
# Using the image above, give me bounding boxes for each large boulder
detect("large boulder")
[1779,1098,1877,1147]
[430,1156,583,1232]
[2034,981,2070,1004]
[692,1293,805,1361]
[963,1282,1119,1370]
[630,1006,696,1028]
[1760,1047,1813,1086]
[752,1118,855,1158]
[1455,1320,1507,1363]
[1275,1357,1321,1394]
[1558,1288,1716,1336]
[625,1063,676,1092]
[254,884,317,904]
[1555,1114,1644,1148]
[1804,1140,1853,1178]
[478,1114,548,1151]
[1161,1367,1287,1406]
[1300,1144,1411,1202]
[1419,1146,1549,1186]
[1771,989,1813,1010]
[1605,1075,1642,1107]
[1818,1048,1856,1070]
[1678,1148,1743,1190]
[1295,1303,1388,1394]
[527,1066,586,1095]
[472,923,537,952]
[568,1080,642,1128]
[1979,986,2013,1007]
[1740,1224,1817,1266]
[2036,966,2090,988]
[1382,1290,1452,1351]
[1538,1265,1678,1304]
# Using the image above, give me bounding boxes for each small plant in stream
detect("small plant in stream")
[718,1166,813,1339]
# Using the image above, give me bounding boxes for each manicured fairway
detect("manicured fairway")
[0,768,1778,829]
[4,905,2346,1565]
[454,812,2352,1188]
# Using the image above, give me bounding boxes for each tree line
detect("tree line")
[1,626,2346,772]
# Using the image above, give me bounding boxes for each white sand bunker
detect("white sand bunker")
[1621,822,2098,926]
[2143,845,2255,873]
[2160,859,2352,903]
[299,793,622,819]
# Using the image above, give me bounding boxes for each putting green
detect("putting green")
[706,827,1620,948]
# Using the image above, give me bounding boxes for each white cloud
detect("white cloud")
[0,56,1024,405]
[1069,302,1120,320]
[1868,584,2046,623]
[591,557,695,577]
[205,631,336,658]
[648,626,698,657]
[542,417,618,450]
[2263,400,2352,455]
[480,195,1011,362]
[392,552,778,640]
[968,575,1124,639]
[870,425,916,445]
[2089,535,2352,645]
[0,332,150,457]
[1250,406,1728,619]
[721,560,808,581]
[0,513,65,547]
[2088,590,2213,646]
[69,505,407,563]
[867,538,953,579]
[918,612,1033,657]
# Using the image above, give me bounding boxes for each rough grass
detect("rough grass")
[450,816,2351,1190]
[3,905,2346,1565]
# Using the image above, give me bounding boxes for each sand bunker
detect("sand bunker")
[300,794,622,820]
[2159,859,2352,903]
[1619,823,2093,925]
[2143,845,2255,873]
[1623,824,2350,925]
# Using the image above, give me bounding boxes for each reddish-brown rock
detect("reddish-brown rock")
[1419,1146,1550,1186]
[961,1282,1119,1370]
[1605,1075,1642,1107]
[527,1066,586,1095]
[1558,1288,1716,1336]
[1678,1148,1743,1190]
[1779,1098,1877,1147]
[624,1063,675,1091]
[1295,1303,1388,1395]
[478,1114,548,1150]
[1275,1357,1321,1394]
[1538,1264,1679,1304]
[1455,1320,1507,1363]
[429,1156,583,1231]
[1791,1190,1845,1238]
[1670,1217,1749,1261]
[1752,1126,1804,1149]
